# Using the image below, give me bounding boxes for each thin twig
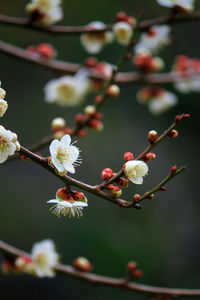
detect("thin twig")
[0,240,200,297]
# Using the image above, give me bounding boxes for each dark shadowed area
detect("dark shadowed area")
[0,0,200,299]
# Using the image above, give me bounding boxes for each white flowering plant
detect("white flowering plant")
[0,0,200,299]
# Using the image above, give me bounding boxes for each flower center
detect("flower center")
[0,137,7,150]
[57,83,76,103]
[34,252,48,268]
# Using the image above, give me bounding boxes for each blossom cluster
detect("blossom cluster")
[0,82,8,117]
[26,0,63,26]
[15,239,59,277]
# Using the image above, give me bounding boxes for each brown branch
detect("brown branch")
[0,240,200,297]
[99,114,188,189]
[0,40,178,84]
[0,12,200,35]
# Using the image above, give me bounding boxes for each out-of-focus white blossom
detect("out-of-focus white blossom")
[30,239,59,277]
[148,91,178,115]
[175,78,200,93]
[157,0,194,10]
[0,81,8,117]
[44,70,90,106]
[113,21,133,45]
[123,160,148,184]
[135,25,171,54]
[0,126,20,163]
[49,134,80,175]
[26,0,63,26]
[81,21,113,54]
[47,188,88,218]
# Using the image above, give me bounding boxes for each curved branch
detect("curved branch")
[0,240,200,297]
[0,40,186,84]
[0,12,200,34]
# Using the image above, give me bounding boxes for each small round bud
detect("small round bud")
[133,194,141,203]
[127,261,137,272]
[89,119,104,131]
[133,269,143,278]
[117,177,129,188]
[93,112,103,120]
[107,85,120,98]
[63,127,73,135]
[170,165,177,175]
[73,257,92,272]
[84,57,98,68]
[183,113,190,119]
[36,43,56,59]
[51,117,66,131]
[168,129,178,138]
[123,152,134,161]
[144,152,156,161]
[147,193,154,200]
[75,113,84,124]
[152,57,164,72]
[175,115,182,123]
[101,168,114,180]
[77,129,87,137]
[84,105,96,115]
[109,185,122,198]
[148,130,158,143]
[95,95,103,104]
[159,186,167,191]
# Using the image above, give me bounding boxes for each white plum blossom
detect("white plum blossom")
[44,70,90,106]
[26,0,63,26]
[47,188,88,218]
[175,77,200,93]
[49,134,80,175]
[0,81,8,117]
[81,21,113,54]
[113,21,133,45]
[148,91,178,115]
[157,0,194,10]
[123,160,148,184]
[31,239,59,277]
[135,25,171,54]
[0,126,20,163]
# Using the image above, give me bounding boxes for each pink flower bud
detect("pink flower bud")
[77,129,87,137]
[101,168,114,180]
[133,194,141,203]
[170,165,177,175]
[144,152,156,161]
[117,177,129,188]
[132,269,143,278]
[123,152,134,161]
[148,130,158,143]
[127,261,137,272]
[89,119,104,131]
[168,129,178,138]
[109,185,122,198]
[107,85,120,98]
[37,43,56,59]
[73,257,92,272]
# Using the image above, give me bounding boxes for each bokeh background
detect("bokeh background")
[0,0,200,299]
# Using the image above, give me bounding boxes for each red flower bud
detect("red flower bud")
[95,95,103,104]
[127,261,137,272]
[123,152,134,161]
[75,113,84,124]
[159,186,167,191]
[170,165,177,175]
[132,269,143,278]
[168,129,178,138]
[101,168,114,180]
[89,119,103,131]
[77,129,87,137]
[107,85,120,98]
[144,152,156,161]
[109,185,122,198]
[73,257,92,272]
[84,57,98,68]
[36,43,56,59]
[148,130,158,143]
[117,177,129,188]
[133,194,141,203]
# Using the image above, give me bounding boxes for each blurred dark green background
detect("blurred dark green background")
[1,1,200,299]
